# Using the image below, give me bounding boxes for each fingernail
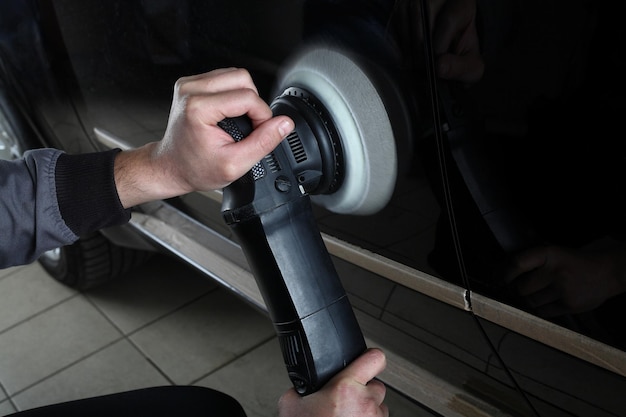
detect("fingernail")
[278,119,294,137]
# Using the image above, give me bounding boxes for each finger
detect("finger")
[278,387,299,406]
[366,378,387,405]
[219,116,294,173]
[436,54,484,83]
[504,247,549,284]
[185,68,257,94]
[427,0,448,35]
[178,67,239,82]
[513,270,553,296]
[432,14,461,54]
[185,89,272,126]
[525,286,560,309]
[340,348,387,387]
[177,68,259,96]
[380,402,390,417]
[432,0,475,54]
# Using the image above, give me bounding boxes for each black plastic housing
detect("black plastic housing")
[220,116,366,395]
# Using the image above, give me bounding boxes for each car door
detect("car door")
[23,0,626,415]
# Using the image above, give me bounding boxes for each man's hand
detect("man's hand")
[505,245,626,317]
[278,348,389,417]
[114,68,294,208]
[431,0,484,83]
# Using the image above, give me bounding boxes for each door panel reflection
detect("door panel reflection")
[55,0,626,359]
[392,0,626,351]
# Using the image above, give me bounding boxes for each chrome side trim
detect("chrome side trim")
[321,233,467,310]
[128,201,264,310]
[127,200,518,416]
[324,235,626,376]
[94,127,133,151]
[96,127,626,378]
[472,292,626,375]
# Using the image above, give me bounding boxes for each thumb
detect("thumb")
[436,53,484,83]
[225,115,294,170]
[504,246,550,284]
[338,348,386,386]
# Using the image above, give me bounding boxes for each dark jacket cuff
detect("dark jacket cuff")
[55,149,131,237]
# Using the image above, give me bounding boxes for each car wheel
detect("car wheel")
[2,84,151,289]
[38,232,153,290]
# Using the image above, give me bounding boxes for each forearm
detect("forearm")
[113,142,191,209]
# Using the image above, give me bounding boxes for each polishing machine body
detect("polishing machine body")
[220,114,366,395]
[220,46,399,395]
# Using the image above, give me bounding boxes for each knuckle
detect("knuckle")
[219,160,242,183]
[256,131,277,153]
[183,95,206,121]
[232,67,252,83]
[240,87,261,102]
[174,76,193,96]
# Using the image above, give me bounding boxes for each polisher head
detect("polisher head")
[272,46,398,216]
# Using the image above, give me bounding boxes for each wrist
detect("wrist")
[114,142,188,208]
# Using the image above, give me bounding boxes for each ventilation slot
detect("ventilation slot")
[279,334,301,367]
[287,132,307,163]
[264,153,281,173]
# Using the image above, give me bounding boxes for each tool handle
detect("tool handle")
[219,116,366,395]
[230,196,366,395]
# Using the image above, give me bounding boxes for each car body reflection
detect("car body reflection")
[1,0,625,415]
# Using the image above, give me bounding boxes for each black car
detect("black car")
[1,1,625,415]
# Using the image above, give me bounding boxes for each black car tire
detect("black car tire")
[2,82,151,289]
[38,231,152,290]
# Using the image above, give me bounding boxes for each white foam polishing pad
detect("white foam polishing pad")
[274,46,398,215]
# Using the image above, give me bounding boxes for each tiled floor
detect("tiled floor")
[0,255,424,416]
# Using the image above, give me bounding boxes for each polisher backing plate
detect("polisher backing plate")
[274,46,397,215]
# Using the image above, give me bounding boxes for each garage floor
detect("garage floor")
[0,255,425,416]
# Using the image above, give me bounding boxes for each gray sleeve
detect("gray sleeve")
[0,149,78,268]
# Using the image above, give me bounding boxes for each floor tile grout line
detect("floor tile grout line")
[6,396,18,415]
[141,356,176,386]
[0,292,81,337]
[2,275,274,407]
[188,334,278,386]
[85,285,276,389]
[83,285,221,338]
[0,378,9,399]
[117,286,271,387]
[85,299,177,387]
[81,285,225,387]
[0,379,18,413]
[5,336,127,402]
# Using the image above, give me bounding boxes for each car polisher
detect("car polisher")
[220,46,398,395]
